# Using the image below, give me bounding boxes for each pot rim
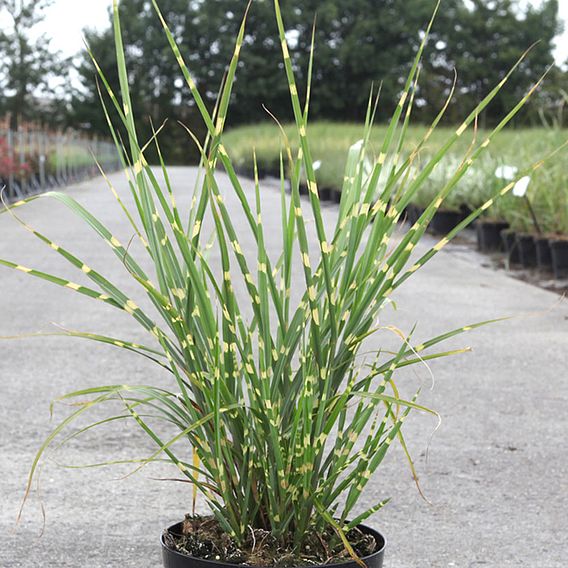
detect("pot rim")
[477,219,508,227]
[432,208,462,215]
[549,237,568,246]
[161,521,386,568]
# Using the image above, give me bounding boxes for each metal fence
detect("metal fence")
[0,117,121,202]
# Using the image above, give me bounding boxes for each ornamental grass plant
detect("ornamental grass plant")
[1,0,564,564]
[513,161,568,237]
[224,126,565,203]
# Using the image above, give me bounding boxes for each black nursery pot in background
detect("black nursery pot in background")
[416,206,425,224]
[550,239,568,280]
[406,204,422,225]
[535,237,552,271]
[460,204,474,222]
[162,523,386,568]
[501,230,520,265]
[429,209,462,235]
[476,220,509,252]
[516,234,537,268]
[319,187,332,202]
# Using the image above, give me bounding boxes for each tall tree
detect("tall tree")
[179,0,296,125]
[71,0,295,162]
[419,0,561,125]
[71,0,214,163]
[290,0,441,121]
[0,0,68,128]
[524,60,568,127]
[71,0,563,164]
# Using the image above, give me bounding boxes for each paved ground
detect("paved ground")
[1,167,567,567]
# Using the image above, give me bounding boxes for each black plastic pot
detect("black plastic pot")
[407,205,424,226]
[331,188,342,204]
[476,220,509,252]
[460,204,474,223]
[299,183,308,196]
[319,187,332,202]
[535,237,552,270]
[429,209,462,235]
[405,204,418,225]
[550,239,568,279]
[501,230,520,265]
[516,234,537,268]
[162,522,386,568]
[416,206,425,223]
[234,164,254,180]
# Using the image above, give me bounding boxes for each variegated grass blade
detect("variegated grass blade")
[1,0,564,553]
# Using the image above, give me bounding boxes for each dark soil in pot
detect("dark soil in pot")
[162,516,385,568]
[516,234,537,268]
[476,220,509,252]
[550,238,568,279]
[501,230,520,265]
[535,237,552,270]
[429,209,462,235]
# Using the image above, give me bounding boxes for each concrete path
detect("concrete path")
[1,168,566,567]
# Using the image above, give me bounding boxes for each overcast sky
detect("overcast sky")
[37,0,568,64]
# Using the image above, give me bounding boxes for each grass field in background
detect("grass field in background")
[224,122,568,234]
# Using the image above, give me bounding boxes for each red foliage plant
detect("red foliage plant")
[0,137,29,178]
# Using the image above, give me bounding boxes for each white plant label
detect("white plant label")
[512,176,531,197]
[495,164,518,180]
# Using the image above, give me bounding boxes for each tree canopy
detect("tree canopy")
[420,0,562,125]
[68,0,563,163]
[0,0,69,128]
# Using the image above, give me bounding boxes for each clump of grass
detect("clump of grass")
[411,155,483,213]
[226,125,567,235]
[1,0,562,558]
[224,125,564,201]
[530,162,568,236]
[224,122,477,191]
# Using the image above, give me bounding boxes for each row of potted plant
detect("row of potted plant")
[497,163,568,279]
[247,148,568,280]
[230,127,567,282]
[406,155,568,280]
